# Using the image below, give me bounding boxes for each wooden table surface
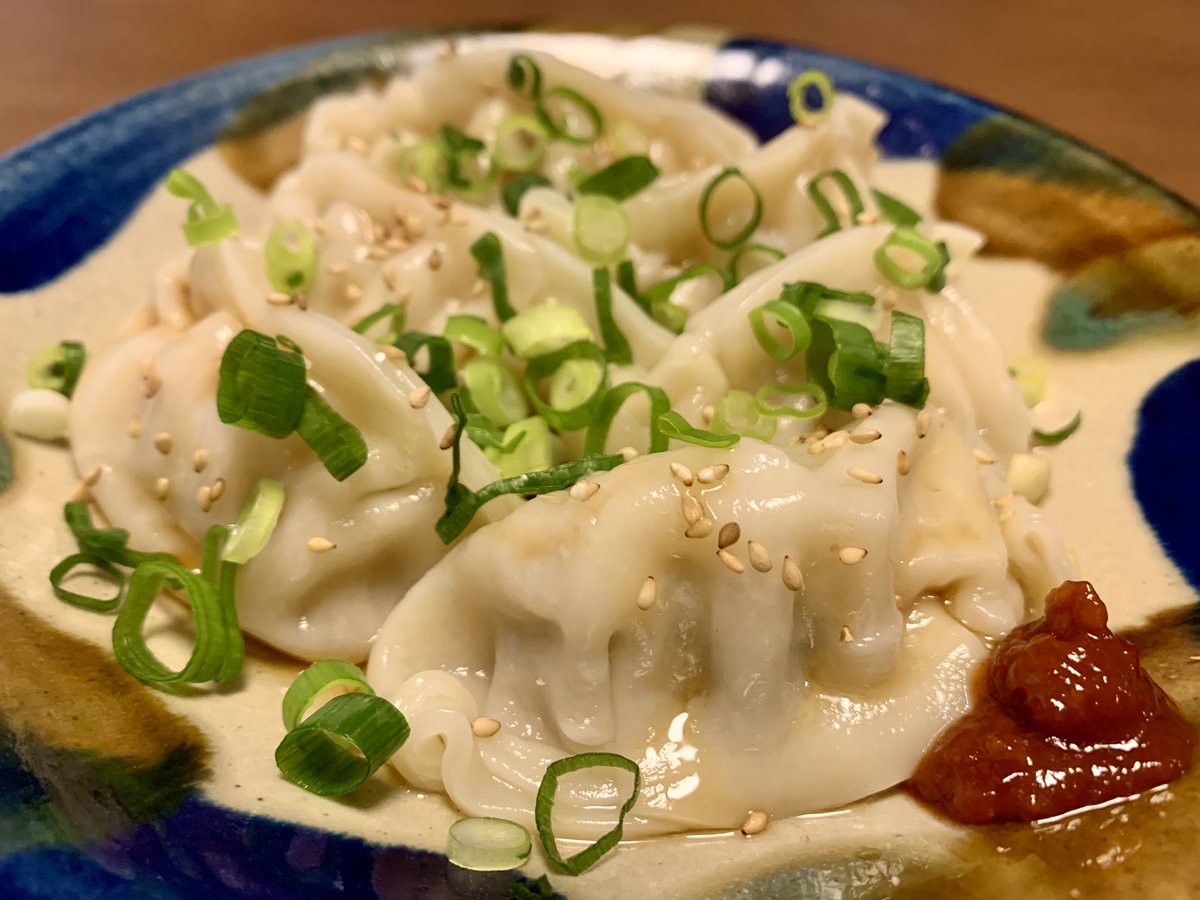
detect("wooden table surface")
[3,1,1197,203]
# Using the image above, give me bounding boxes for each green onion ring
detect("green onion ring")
[807,169,865,237]
[658,410,742,448]
[470,232,517,322]
[535,752,641,876]
[573,195,629,267]
[873,227,947,291]
[537,86,604,146]
[749,300,812,362]
[296,387,369,482]
[27,340,87,398]
[523,341,610,431]
[265,220,319,296]
[352,303,408,344]
[506,53,543,100]
[447,817,533,872]
[699,166,763,251]
[281,658,374,731]
[216,330,309,439]
[584,382,671,456]
[444,314,505,357]
[788,69,835,126]
[50,552,125,613]
[884,310,930,408]
[709,392,777,442]
[592,268,633,366]
[754,382,828,420]
[222,478,286,565]
[729,243,785,283]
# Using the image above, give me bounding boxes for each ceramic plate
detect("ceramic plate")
[2,26,1199,900]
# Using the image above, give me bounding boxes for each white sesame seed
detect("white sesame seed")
[470,278,487,297]
[848,466,883,485]
[409,386,432,409]
[838,546,868,565]
[855,210,880,225]
[143,373,163,398]
[154,477,170,501]
[619,446,639,462]
[384,236,408,253]
[524,218,547,235]
[684,518,714,539]
[636,576,657,610]
[993,491,1015,508]
[449,207,469,226]
[367,244,389,261]
[808,440,826,456]
[381,345,407,362]
[741,811,768,836]
[266,291,293,306]
[840,625,854,643]
[427,247,444,271]
[717,548,745,574]
[430,195,452,212]
[717,522,741,549]
[196,485,213,513]
[916,410,931,438]
[471,716,501,737]
[973,448,995,465]
[328,262,347,275]
[403,213,426,240]
[851,403,873,420]
[782,555,804,591]
[823,430,850,450]
[307,537,336,553]
[680,493,704,525]
[128,417,143,439]
[193,448,209,473]
[669,462,694,486]
[850,429,881,444]
[747,540,772,572]
[295,294,308,311]
[696,464,729,484]
[346,136,369,156]
[701,405,715,425]
[998,508,1015,525]
[82,467,102,487]
[896,450,910,476]
[153,432,174,455]
[439,425,457,450]
[569,480,600,501]
[344,283,363,302]
[209,477,226,501]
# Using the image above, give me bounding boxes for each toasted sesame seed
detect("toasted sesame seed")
[344,283,363,302]
[636,576,657,610]
[470,278,487,297]
[295,293,309,311]
[850,429,881,444]
[680,493,704,525]
[838,546,868,565]
[427,247,444,271]
[701,405,715,425]
[848,466,883,485]
[619,446,639,461]
[409,386,432,409]
[128,416,143,439]
[196,485,213,513]
[154,477,170,501]
[717,522,741,549]
[381,345,407,362]
[384,236,408,252]
[328,262,347,275]
[973,448,995,465]
[998,508,1015,525]
[403,213,426,240]
[716,548,745,574]
[807,440,826,456]
[569,480,600,501]
[855,210,880,225]
[82,467,102,487]
[430,195,452,212]
[696,464,729,484]
[823,430,850,450]
[782,555,804,591]
[851,403,873,420]
[741,811,768,836]
[193,448,209,473]
[896,450,910,476]
[266,291,293,306]
[840,625,854,643]
[449,207,469,226]
[439,425,456,450]
[916,410,931,438]
[366,244,389,261]
[143,373,163,398]
[346,135,369,156]
[524,218,547,235]
[685,518,714,539]
[669,462,694,486]
[993,491,1015,508]
[153,432,174,455]
[747,540,772,572]
[307,537,336,553]
[471,717,501,738]
[209,477,226,501]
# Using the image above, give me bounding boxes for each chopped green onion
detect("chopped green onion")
[1032,404,1083,445]
[222,478,285,565]
[163,168,239,246]
[506,54,543,101]
[111,546,239,686]
[471,233,517,322]
[27,341,87,398]
[352,303,407,345]
[487,416,557,477]
[1008,355,1049,408]
[50,553,125,612]
[807,315,887,410]
[465,413,521,452]
[884,311,930,408]
[807,169,865,237]
[275,691,410,797]
[925,241,952,292]
[642,264,733,333]
[813,296,883,332]
[265,220,319,296]
[523,341,609,431]
[447,817,533,872]
[871,188,921,226]
[573,195,629,267]
[0,432,11,496]
[281,658,373,731]
[501,305,594,360]
[462,357,529,426]
[730,243,785,282]
[778,280,875,319]
[494,114,549,173]
[584,382,670,456]
[444,314,504,357]
[749,300,811,362]
[296,387,369,482]
[615,259,648,314]
[576,156,660,201]
[441,125,495,199]
[502,173,553,217]
[754,382,827,420]
[62,501,141,570]
[709,392,775,442]
[788,69,835,126]
[393,331,458,394]
[396,139,449,193]
[537,86,604,146]
[592,268,632,366]
[873,227,948,291]
[699,167,762,251]
[661,409,744,447]
[534,752,641,876]
[510,875,555,899]
[217,330,308,439]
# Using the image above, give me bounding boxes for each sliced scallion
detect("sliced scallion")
[396,139,449,193]
[577,156,660,201]
[462,357,528,427]
[222,478,285,565]
[393,331,458,394]
[730,243,785,283]
[444,314,505,357]
[49,553,125,612]
[642,264,733,334]
[807,169,865,237]
[217,330,308,438]
[501,305,594,360]
[281,658,373,731]
[874,227,948,291]
[494,114,549,173]
[502,173,553,217]
[754,382,827,420]
[871,188,921,226]
[1031,404,1083,445]
[749,300,811,362]
[471,233,517,322]
[709,391,776,442]
[295,387,369,482]
[506,53,543,101]
[660,409,744,447]
[447,817,533,872]
[27,341,87,398]
[584,382,670,456]
[524,341,609,430]
[788,69,835,126]
[884,311,930,408]
[592,268,632,366]
[537,86,604,146]
[573,195,629,267]
[807,316,887,410]
[699,167,762,250]
[275,691,410,796]
[265,220,318,296]
[615,259,647,314]
[163,169,240,246]
[534,752,641,876]
[487,416,557,478]
[352,303,407,345]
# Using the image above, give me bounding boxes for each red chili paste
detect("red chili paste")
[911,580,1196,824]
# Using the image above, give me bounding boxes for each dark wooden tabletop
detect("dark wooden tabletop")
[3,1,1197,202]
